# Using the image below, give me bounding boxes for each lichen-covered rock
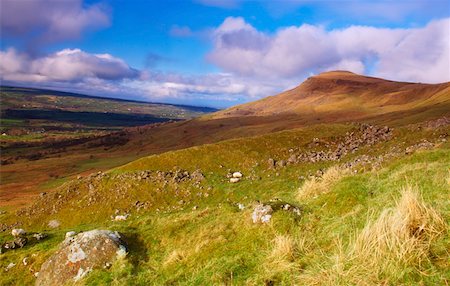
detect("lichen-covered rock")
[252,204,273,223]
[35,230,127,286]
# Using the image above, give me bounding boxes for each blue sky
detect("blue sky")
[1,0,449,108]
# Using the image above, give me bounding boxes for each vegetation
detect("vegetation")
[1,120,448,285]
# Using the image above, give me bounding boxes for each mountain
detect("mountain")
[212,71,450,122]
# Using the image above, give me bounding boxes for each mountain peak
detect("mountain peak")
[313,70,357,77]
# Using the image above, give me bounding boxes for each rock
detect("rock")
[2,237,28,250]
[277,160,287,167]
[5,262,15,271]
[114,214,129,221]
[23,257,29,265]
[268,158,276,168]
[252,204,273,224]
[11,228,26,237]
[48,220,60,229]
[33,233,47,241]
[191,170,205,182]
[229,177,240,183]
[66,231,77,238]
[36,230,127,286]
[287,155,297,164]
[232,172,243,178]
[237,203,245,210]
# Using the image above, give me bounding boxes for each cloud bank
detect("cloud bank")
[1,16,448,107]
[0,48,139,83]
[208,17,450,84]
[1,0,110,45]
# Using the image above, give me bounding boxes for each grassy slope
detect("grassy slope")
[1,121,448,285]
[2,73,448,210]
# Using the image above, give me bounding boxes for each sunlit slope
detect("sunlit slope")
[211,71,450,119]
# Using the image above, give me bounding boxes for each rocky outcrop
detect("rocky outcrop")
[35,230,127,286]
[271,124,393,168]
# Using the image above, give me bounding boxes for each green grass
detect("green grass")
[1,123,448,285]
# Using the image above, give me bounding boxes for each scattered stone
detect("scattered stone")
[36,230,127,286]
[277,160,287,167]
[11,228,26,237]
[229,177,240,183]
[237,203,245,210]
[252,204,273,224]
[23,257,29,266]
[191,170,205,182]
[6,262,16,271]
[33,233,47,241]
[114,214,129,221]
[48,220,60,229]
[2,237,28,250]
[232,172,243,178]
[268,158,276,168]
[192,206,198,210]
[287,155,298,164]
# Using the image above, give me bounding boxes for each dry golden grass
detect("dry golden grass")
[261,235,296,279]
[303,186,447,285]
[163,249,187,267]
[297,165,351,199]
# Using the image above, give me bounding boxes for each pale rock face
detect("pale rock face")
[36,230,127,286]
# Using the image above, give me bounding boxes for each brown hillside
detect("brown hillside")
[212,71,450,119]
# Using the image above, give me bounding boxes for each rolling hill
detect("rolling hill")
[1,72,449,209]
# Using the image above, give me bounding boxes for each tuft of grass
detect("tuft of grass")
[264,235,295,273]
[163,249,187,268]
[350,186,446,271]
[297,165,351,200]
[309,186,447,285]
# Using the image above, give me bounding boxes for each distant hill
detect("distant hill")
[0,86,218,122]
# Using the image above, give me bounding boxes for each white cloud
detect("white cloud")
[208,17,450,84]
